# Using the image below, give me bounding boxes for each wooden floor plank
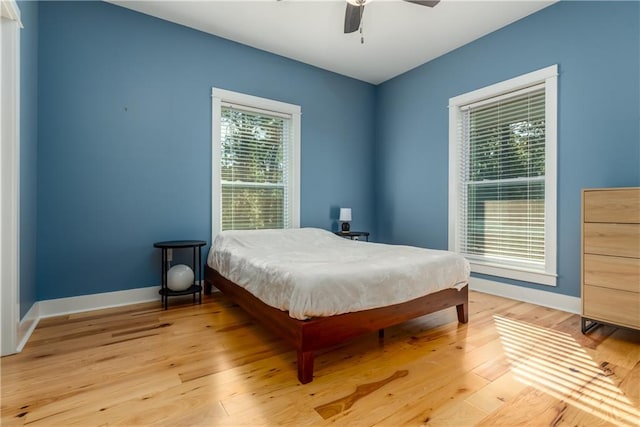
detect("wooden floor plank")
[464,371,527,414]
[2,290,639,426]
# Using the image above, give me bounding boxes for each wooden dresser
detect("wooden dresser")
[582,187,640,333]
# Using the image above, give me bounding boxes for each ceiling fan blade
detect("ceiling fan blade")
[344,3,363,34]
[403,0,440,7]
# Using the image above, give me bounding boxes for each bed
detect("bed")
[204,228,470,383]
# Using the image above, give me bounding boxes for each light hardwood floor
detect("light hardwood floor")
[2,291,639,426]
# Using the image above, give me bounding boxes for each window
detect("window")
[448,65,557,286]
[211,89,300,239]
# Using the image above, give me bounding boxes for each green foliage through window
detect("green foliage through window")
[220,107,289,231]
[462,89,546,264]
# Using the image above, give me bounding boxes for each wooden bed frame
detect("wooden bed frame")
[204,265,468,384]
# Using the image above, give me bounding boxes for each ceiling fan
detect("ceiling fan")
[344,0,440,41]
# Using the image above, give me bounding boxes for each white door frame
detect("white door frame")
[1,0,22,356]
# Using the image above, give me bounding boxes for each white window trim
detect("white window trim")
[448,64,558,286]
[1,0,22,26]
[211,88,300,243]
[1,1,22,356]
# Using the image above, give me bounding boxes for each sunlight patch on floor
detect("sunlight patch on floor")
[494,314,640,426]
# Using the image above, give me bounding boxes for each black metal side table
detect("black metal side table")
[153,240,206,310]
[334,231,370,242]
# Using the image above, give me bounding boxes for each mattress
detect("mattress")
[208,228,470,320]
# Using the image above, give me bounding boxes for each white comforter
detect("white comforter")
[208,228,470,320]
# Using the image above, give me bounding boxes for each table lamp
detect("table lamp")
[339,208,352,232]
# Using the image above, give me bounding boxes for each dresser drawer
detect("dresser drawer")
[584,254,640,292]
[584,188,640,223]
[583,285,640,329]
[583,223,640,258]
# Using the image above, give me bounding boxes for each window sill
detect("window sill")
[469,261,557,287]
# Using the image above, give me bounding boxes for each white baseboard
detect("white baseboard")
[13,282,218,349]
[16,279,577,352]
[17,302,40,352]
[470,277,580,314]
[15,286,162,352]
[37,286,162,319]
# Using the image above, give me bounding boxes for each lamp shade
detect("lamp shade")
[339,208,352,222]
[167,264,194,291]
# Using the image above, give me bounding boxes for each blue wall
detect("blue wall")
[375,1,640,297]
[26,0,640,305]
[19,0,38,318]
[36,1,376,300]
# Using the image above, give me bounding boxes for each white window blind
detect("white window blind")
[220,104,291,231]
[458,88,546,267]
[449,65,557,286]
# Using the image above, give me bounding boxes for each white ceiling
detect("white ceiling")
[109,0,556,84]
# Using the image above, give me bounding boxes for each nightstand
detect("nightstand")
[153,240,206,310]
[334,231,369,242]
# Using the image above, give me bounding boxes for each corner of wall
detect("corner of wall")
[371,84,383,242]
[17,301,40,352]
